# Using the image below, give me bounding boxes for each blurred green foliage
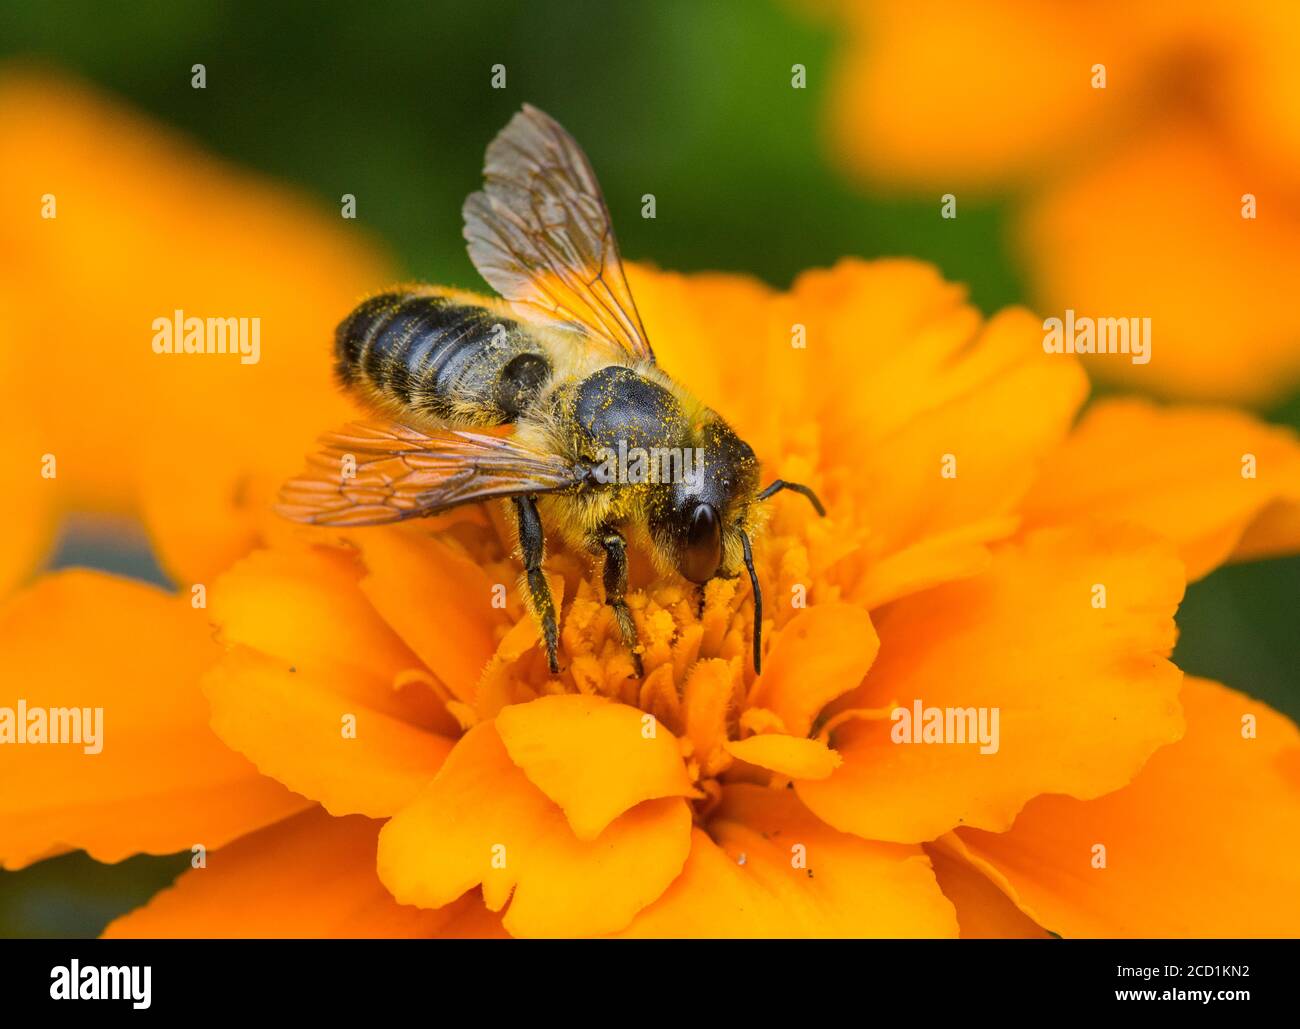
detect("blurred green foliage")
[0,0,1294,938]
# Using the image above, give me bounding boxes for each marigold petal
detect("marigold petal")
[495,695,695,841]
[104,808,505,938]
[355,528,511,702]
[776,261,1087,607]
[377,722,691,937]
[924,838,1051,939]
[798,524,1185,843]
[617,784,957,938]
[955,678,1300,937]
[211,544,463,740]
[681,658,737,772]
[211,546,423,690]
[749,604,878,737]
[1024,399,1300,579]
[725,735,842,781]
[0,571,307,869]
[203,647,453,819]
[632,259,1084,619]
[852,517,1011,610]
[625,264,774,429]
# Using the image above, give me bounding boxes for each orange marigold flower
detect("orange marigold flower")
[818,0,1300,404]
[1,70,1299,939]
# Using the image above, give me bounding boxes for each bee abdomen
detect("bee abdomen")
[335,290,551,425]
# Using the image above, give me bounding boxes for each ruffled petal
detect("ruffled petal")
[211,545,425,689]
[725,735,842,780]
[354,528,512,702]
[748,604,878,736]
[0,572,307,869]
[377,722,691,937]
[954,677,1300,937]
[775,260,1088,608]
[618,784,958,937]
[1024,399,1300,579]
[798,524,1185,843]
[925,838,1051,939]
[495,694,695,840]
[201,545,459,815]
[204,648,454,818]
[104,808,504,938]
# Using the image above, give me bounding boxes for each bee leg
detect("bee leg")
[512,496,559,674]
[598,527,643,677]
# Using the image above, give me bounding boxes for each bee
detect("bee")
[278,105,823,675]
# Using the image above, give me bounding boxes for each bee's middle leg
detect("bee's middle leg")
[512,496,559,674]
[597,526,643,677]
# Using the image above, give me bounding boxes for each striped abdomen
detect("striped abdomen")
[335,289,551,426]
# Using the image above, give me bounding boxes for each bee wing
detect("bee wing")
[277,420,583,527]
[463,104,655,364]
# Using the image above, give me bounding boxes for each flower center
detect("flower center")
[417,499,823,814]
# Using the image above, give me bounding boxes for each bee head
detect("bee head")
[651,419,759,584]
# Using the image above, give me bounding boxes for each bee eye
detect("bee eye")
[680,503,722,583]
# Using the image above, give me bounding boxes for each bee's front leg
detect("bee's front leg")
[596,526,643,677]
[512,496,559,674]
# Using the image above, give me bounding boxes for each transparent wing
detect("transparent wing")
[277,421,582,527]
[463,103,654,363]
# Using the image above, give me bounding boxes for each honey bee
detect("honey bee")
[278,105,823,675]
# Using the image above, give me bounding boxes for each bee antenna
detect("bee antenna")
[739,528,763,675]
[757,479,826,517]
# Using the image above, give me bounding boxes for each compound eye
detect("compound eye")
[680,503,722,583]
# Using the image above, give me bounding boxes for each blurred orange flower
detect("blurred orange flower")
[2,70,1300,937]
[820,0,1300,404]
[0,66,392,598]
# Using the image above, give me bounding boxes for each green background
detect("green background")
[1,0,1296,937]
